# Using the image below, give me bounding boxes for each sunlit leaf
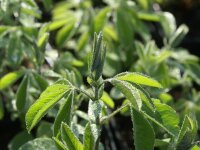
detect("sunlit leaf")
[83,123,95,150]
[100,91,114,108]
[61,122,83,150]
[56,23,75,47]
[115,72,162,88]
[53,137,67,150]
[110,79,142,110]
[26,84,70,132]
[154,101,180,136]
[0,70,24,90]
[159,12,176,38]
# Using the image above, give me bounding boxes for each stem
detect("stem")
[74,87,94,100]
[94,86,99,100]
[100,103,130,124]
[94,86,100,150]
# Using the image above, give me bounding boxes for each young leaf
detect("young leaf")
[0,70,24,90]
[130,107,155,150]
[110,79,142,110]
[83,123,95,150]
[169,24,189,47]
[19,138,57,150]
[115,72,162,88]
[26,84,70,132]
[176,114,198,149]
[54,91,74,136]
[90,32,106,80]
[159,12,176,38]
[53,137,67,150]
[61,122,83,150]
[16,75,29,111]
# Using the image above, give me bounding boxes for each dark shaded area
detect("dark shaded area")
[0,109,21,150]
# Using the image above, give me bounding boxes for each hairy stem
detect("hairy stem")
[74,87,94,100]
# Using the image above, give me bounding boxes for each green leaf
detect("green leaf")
[115,72,162,88]
[110,79,142,110]
[19,138,56,150]
[154,138,170,147]
[185,62,200,85]
[131,83,155,110]
[138,12,160,22]
[56,23,75,47]
[49,19,72,31]
[8,131,33,150]
[116,3,133,47]
[25,84,70,132]
[61,122,83,150]
[94,7,110,32]
[7,36,23,67]
[103,25,118,41]
[37,33,49,50]
[176,114,197,150]
[100,91,115,108]
[33,72,49,91]
[83,123,95,150]
[159,12,176,38]
[154,101,180,136]
[0,70,24,90]
[177,116,190,144]
[21,6,41,19]
[53,137,67,150]
[169,24,189,47]
[0,25,9,36]
[16,74,29,111]
[191,145,200,150]
[156,50,172,64]
[54,91,74,136]
[77,32,89,51]
[90,32,106,80]
[130,107,155,150]
[36,121,53,138]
